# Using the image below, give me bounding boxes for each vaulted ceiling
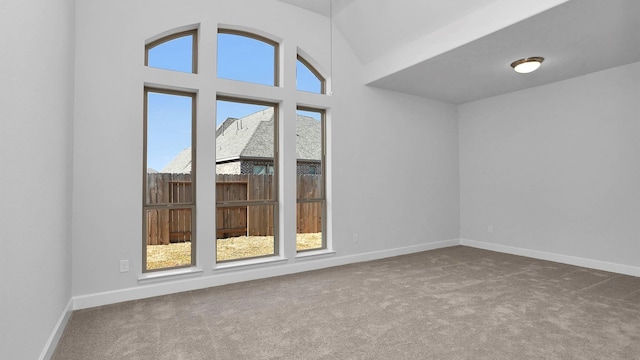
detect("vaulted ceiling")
[278,0,640,104]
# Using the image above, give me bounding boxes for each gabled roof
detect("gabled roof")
[217,107,274,161]
[161,108,321,173]
[218,107,322,161]
[160,147,191,174]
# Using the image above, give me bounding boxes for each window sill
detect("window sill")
[214,256,288,273]
[138,267,203,284]
[295,249,336,261]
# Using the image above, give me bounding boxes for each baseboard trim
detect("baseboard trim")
[73,239,460,310]
[460,238,640,277]
[39,298,73,360]
[333,239,460,265]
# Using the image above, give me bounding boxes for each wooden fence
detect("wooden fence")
[146,173,322,245]
[145,173,192,245]
[296,174,323,236]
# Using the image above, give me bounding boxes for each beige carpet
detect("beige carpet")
[52,246,640,359]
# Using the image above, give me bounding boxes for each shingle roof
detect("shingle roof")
[161,108,321,173]
[295,114,321,161]
[217,108,273,160]
[160,147,191,173]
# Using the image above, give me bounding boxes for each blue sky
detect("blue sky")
[146,92,192,171]
[146,33,322,171]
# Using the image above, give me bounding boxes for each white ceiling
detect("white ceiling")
[278,0,640,104]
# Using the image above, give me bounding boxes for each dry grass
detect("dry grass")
[216,235,276,262]
[146,242,192,270]
[295,232,323,251]
[146,233,322,270]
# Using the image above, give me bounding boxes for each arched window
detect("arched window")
[143,25,329,272]
[296,55,325,94]
[145,30,197,73]
[217,30,278,86]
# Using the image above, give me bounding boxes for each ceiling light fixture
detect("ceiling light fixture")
[510,57,544,74]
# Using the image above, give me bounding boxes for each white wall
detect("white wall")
[71,0,459,307]
[459,62,640,271]
[0,0,75,358]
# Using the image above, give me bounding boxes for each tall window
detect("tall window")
[215,98,278,262]
[296,108,326,251]
[143,89,195,272]
[145,30,197,73]
[144,26,329,272]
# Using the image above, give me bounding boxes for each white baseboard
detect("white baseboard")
[69,237,640,311]
[39,298,73,360]
[332,239,460,265]
[73,239,460,310]
[460,238,640,277]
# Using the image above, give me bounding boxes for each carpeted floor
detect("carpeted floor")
[52,246,640,359]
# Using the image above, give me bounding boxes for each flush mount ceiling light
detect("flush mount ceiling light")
[510,57,544,74]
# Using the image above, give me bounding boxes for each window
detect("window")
[216,98,278,262]
[143,26,329,271]
[253,165,274,175]
[217,30,278,86]
[296,108,325,252]
[145,30,197,73]
[296,55,324,94]
[143,88,195,272]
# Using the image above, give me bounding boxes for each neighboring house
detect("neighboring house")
[160,147,192,174]
[162,107,321,175]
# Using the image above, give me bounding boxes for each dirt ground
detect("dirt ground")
[146,233,322,270]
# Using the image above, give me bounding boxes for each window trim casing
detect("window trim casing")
[145,29,198,74]
[143,87,197,273]
[217,28,280,87]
